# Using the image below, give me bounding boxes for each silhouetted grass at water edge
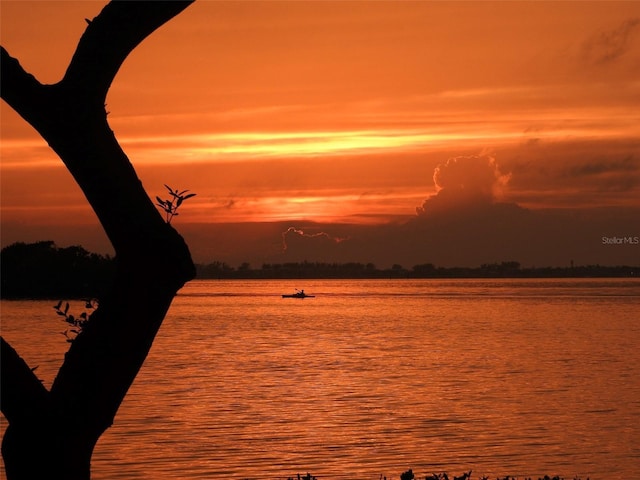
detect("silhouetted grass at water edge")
[283,472,589,480]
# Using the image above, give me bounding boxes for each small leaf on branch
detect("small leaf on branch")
[157,185,196,223]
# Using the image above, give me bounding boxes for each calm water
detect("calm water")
[1,278,639,479]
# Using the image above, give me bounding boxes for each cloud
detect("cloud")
[498,138,640,208]
[281,226,349,252]
[582,18,640,65]
[563,155,638,179]
[416,154,511,217]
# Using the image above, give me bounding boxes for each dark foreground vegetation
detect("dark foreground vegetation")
[1,241,637,299]
[0,241,114,299]
[286,472,589,480]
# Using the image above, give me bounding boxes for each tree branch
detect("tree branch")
[1,2,197,475]
[1,1,196,258]
[0,337,50,425]
[0,47,47,129]
[62,1,194,103]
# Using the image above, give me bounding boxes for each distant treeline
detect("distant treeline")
[197,260,638,279]
[1,242,637,299]
[1,241,115,299]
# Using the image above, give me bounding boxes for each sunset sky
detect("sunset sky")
[1,1,639,268]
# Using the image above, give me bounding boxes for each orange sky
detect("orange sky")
[1,1,639,266]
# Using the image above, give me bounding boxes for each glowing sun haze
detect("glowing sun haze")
[1,1,639,267]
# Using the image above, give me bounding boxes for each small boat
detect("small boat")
[282,289,315,299]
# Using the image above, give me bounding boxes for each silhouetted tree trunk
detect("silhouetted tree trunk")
[1,2,195,478]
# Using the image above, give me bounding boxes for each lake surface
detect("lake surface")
[1,278,639,479]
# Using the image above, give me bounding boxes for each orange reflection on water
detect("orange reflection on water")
[1,279,639,479]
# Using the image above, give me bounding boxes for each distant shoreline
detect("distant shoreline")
[1,241,637,299]
[195,261,637,280]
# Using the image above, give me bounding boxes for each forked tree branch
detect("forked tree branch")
[0,337,50,425]
[1,2,196,470]
[1,1,195,258]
